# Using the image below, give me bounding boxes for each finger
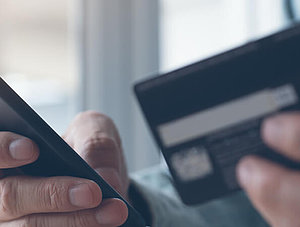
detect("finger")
[96,168,126,197]
[262,112,300,161]
[63,111,122,169]
[0,132,39,168]
[0,176,102,221]
[63,111,121,149]
[67,127,130,199]
[79,136,121,170]
[237,156,300,227]
[1,199,128,227]
[62,111,129,199]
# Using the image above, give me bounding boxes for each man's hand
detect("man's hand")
[237,112,300,227]
[0,111,128,227]
[63,111,130,200]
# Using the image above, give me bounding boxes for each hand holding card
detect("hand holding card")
[135,24,300,205]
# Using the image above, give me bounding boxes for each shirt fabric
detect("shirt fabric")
[130,165,269,227]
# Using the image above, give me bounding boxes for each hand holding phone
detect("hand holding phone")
[0,77,145,227]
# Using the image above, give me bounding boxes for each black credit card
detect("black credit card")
[0,77,146,227]
[134,24,300,205]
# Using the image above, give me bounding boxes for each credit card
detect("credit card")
[134,24,300,205]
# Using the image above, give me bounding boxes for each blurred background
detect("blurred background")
[0,0,299,172]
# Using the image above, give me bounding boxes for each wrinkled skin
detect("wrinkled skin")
[0,111,128,227]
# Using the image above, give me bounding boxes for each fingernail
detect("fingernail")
[263,117,282,144]
[9,138,35,160]
[69,183,94,207]
[237,158,255,188]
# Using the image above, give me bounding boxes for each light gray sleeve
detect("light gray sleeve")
[130,165,207,227]
[130,165,269,227]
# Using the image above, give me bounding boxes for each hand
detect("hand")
[0,111,128,227]
[237,112,300,227]
[63,111,130,201]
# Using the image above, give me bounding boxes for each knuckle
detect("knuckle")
[69,212,92,227]
[0,179,19,219]
[74,110,122,147]
[83,136,118,156]
[43,181,67,211]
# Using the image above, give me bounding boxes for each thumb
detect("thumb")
[237,156,300,227]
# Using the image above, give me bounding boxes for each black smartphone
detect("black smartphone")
[134,24,300,205]
[0,77,145,227]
